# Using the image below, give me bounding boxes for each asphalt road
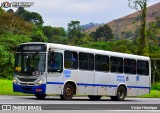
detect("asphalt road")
[0,96,160,113]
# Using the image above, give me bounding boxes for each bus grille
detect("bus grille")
[18,78,36,82]
[20,82,34,86]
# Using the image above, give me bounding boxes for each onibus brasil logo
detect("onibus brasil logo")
[1,1,34,8]
[1,1,11,8]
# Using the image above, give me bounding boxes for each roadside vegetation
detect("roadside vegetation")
[0,79,32,95]
[139,82,160,98]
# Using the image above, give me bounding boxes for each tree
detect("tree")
[90,32,97,41]
[0,9,35,78]
[7,9,14,13]
[15,7,26,15]
[147,17,160,46]
[0,12,33,35]
[67,21,85,45]
[15,7,44,26]
[42,26,66,43]
[0,34,32,52]
[28,12,44,25]
[42,26,54,40]
[31,26,48,42]
[52,27,66,37]
[67,21,82,39]
[112,40,138,54]
[82,42,112,51]
[115,21,120,40]
[51,35,63,44]
[0,7,4,15]
[90,24,113,41]
[128,0,148,55]
[0,34,32,78]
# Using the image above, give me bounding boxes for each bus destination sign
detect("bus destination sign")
[17,44,47,52]
[23,45,42,51]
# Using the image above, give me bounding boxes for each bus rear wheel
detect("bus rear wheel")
[60,84,74,100]
[35,94,46,100]
[88,96,102,100]
[110,86,126,101]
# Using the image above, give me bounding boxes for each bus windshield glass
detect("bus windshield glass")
[14,53,46,76]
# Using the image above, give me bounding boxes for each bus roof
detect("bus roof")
[20,42,150,61]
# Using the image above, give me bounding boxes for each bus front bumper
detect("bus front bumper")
[13,83,46,94]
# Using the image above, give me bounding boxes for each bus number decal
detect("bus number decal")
[136,76,139,81]
[117,75,125,82]
[64,70,71,78]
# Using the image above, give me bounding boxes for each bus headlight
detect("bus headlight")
[36,79,43,86]
[13,78,19,85]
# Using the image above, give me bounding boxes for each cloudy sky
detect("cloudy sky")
[1,0,160,29]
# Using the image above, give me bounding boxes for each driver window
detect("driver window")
[48,52,63,72]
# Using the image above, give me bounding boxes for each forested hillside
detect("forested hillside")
[88,2,160,40]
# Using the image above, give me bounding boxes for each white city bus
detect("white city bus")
[13,42,151,100]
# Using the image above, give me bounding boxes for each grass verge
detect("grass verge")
[0,79,32,96]
[139,90,160,98]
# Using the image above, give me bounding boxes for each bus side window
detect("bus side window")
[64,50,78,69]
[95,54,109,72]
[110,57,123,73]
[79,52,94,70]
[48,52,63,72]
[124,59,136,74]
[137,60,149,76]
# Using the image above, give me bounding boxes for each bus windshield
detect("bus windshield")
[14,53,46,76]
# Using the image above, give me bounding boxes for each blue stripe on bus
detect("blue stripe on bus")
[77,83,117,87]
[127,86,150,89]
[46,82,150,89]
[47,82,64,85]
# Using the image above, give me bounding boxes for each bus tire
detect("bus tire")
[60,84,74,100]
[88,96,102,100]
[111,86,126,101]
[35,94,46,100]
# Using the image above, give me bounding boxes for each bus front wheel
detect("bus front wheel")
[60,84,74,100]
[35,94,46,100]
[110,86,126,101]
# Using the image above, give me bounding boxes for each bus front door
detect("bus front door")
[46,51,64,94]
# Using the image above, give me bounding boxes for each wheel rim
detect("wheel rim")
[118,90,124,99]
[65,87,72,96]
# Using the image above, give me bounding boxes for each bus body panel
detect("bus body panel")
[137,76,150,96]
[46,74,63,94]
[136,60,151,96]
[94,72,115,96]
[125,74,138,96]
[64,70,94,95]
